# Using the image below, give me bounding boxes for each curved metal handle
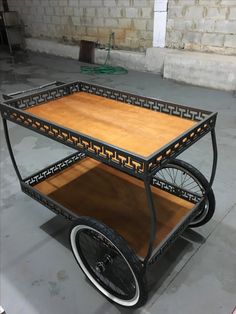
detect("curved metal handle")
[2,81,65,100]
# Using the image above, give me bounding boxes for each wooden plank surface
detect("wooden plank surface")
[35,158,193,258]
[26,92,196,157]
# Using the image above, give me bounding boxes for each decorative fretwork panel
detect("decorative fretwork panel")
[24,152,85,186]
[152,178,201,204]
[148,116,216,174]
[79,82,210,121]
[5,81,211,122]
[6,82,80,110]
[21,183,75,220]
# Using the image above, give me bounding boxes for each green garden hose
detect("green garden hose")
[80,33,128,75]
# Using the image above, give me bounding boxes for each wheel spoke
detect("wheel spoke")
[157,169,166,180]
[156,166,204,197]
[181,174,192,187]
[160,166,202,195]
[172,168,178,184]
[166,167,175,182]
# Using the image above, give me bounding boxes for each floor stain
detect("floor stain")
[57,270,69,282]
[32,279,44,287]
[48,281,60,297]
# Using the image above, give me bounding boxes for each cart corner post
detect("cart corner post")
[143,176,157,270]
[2,118,22,182]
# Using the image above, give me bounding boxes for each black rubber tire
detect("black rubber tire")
[158,159,215,228]
[70,216,148,308]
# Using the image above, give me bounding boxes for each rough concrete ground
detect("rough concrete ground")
[0,50,236,314]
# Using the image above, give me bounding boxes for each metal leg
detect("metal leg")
[143,178,157,269]
[2,118,22,181]
[201,128,217,204]
[209,128,218,188]
[142,128,217,270]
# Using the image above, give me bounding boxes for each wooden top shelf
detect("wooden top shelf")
[26,92,196,158]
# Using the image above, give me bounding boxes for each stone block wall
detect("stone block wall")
[5,0,236,55]
[166,0,236,55]
[8,0,154,51]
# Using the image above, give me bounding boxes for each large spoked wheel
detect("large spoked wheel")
[70,216,148,308]
[154,159,215,228]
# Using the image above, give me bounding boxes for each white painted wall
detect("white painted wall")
[153,0,168,48]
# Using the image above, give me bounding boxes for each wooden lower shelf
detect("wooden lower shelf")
[34,158,193,258]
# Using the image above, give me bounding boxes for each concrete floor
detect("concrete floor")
[0,50,236,314]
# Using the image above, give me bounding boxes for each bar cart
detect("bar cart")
[0,81,217,308]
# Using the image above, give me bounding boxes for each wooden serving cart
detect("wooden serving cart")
[0,81,217,308]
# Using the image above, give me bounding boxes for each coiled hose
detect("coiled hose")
[80,33,128,75]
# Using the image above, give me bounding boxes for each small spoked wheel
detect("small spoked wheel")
[70,217,147,308]
[154,159,215,228]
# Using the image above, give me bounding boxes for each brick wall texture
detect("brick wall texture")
[6,0,236,54]
[167,0,236,55]
[8,0,154,51]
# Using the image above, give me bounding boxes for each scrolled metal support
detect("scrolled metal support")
[209,128,218,189]
[201,128,217,204]
[2,118,22,181]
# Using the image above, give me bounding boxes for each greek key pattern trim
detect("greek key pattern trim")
[6,82,80,110]
[21,183,75,220]
[24,153,85,186]
[79,82,210,121]
[5,80,210,122]
[152,178,201,204]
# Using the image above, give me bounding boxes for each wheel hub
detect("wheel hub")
[95,254,113,273]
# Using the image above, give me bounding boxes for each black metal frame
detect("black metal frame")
[0,81,218,269]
